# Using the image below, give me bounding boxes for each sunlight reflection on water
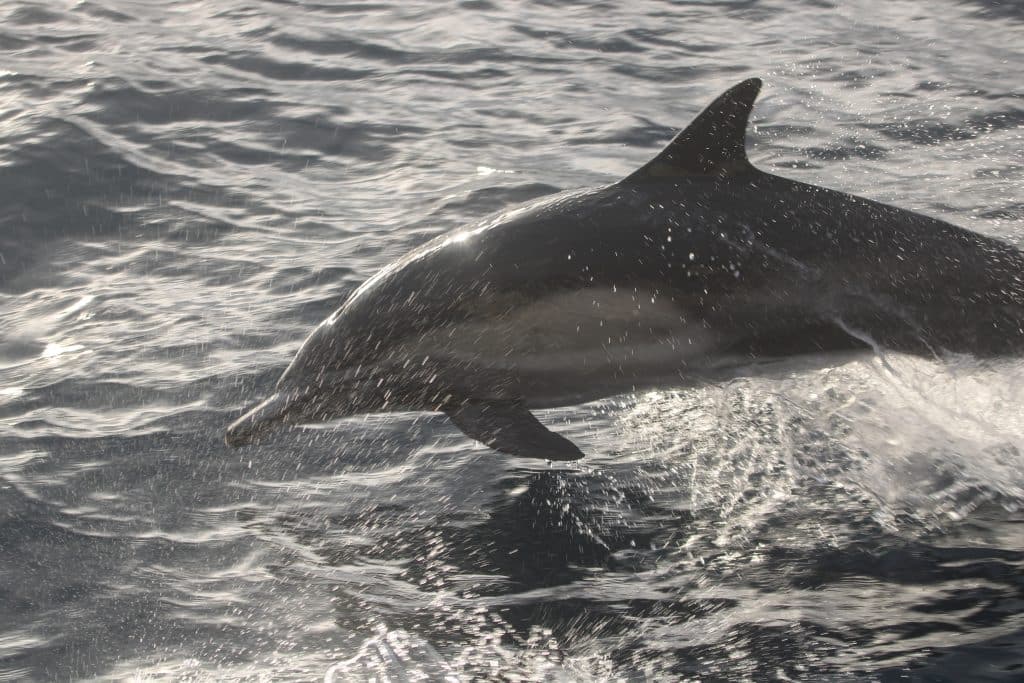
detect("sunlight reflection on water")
[0,0,1022,679]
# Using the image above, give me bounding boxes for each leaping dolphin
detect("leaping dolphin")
[225,78,1024,460]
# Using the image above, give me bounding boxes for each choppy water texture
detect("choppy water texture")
[1,0,1022,680]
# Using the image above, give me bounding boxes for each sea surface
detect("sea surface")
[1,0,1023,680]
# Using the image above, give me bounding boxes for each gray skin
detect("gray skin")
[226,78,1024,459]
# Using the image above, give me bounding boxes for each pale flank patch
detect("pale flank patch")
[397,288,721,405]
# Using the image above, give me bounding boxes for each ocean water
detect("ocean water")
[1,0,1023,680]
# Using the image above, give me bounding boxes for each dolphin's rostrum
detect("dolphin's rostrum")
[226,78,1024,459]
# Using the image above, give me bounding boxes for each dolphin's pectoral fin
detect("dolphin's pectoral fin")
[443,400,584,461]
[628,77,762,180]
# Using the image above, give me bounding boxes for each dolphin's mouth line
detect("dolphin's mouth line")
[225,388,318,448]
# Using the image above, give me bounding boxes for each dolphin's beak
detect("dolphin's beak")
[225,390,313,448]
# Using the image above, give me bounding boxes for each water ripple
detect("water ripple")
[0,0,1021,680]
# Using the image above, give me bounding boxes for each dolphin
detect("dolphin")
[225,78,1024,460]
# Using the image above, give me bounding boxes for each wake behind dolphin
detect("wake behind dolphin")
[226,78,1024,460]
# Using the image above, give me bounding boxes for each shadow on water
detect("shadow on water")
[959,0,1024,21]
[435,470,670,588]
[877,628,1024,682]
[297,459,1024,680]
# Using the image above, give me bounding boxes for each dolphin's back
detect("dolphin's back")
[291,166,1024,393]
[735,173,1024,356]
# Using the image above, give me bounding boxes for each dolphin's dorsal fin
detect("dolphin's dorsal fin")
[628,78,762,180]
